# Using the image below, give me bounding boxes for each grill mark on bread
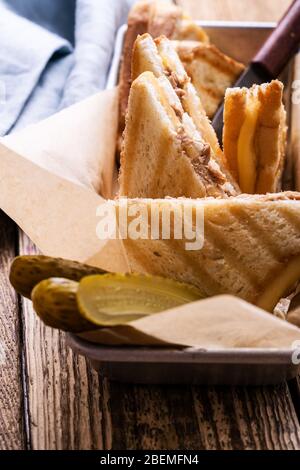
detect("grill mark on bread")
[124,228,221,296]
[275,207,300,243]
[204,220,262,289]
[124,207,226,296]
[279,207,300,228]
[124,238,158,273]
[163,212,232,294]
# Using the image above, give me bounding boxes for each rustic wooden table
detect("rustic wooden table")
[1,0,300,450]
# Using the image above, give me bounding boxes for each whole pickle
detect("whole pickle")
[10,255,106,299]
[77,273,203,327]
[31,278,98,332]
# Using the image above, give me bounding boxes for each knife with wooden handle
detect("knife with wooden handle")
[212,0,300,144]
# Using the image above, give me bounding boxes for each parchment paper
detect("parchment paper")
[0,86,299,348]
[0,88,129,273]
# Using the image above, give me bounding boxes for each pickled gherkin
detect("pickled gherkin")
[11,256,204,332]
[10,255,106,299]
[31,278,98,332]
[77,274,203,327]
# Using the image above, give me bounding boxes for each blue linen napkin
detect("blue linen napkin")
[0,0,136,136]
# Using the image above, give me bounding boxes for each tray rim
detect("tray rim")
[67,333,300,365]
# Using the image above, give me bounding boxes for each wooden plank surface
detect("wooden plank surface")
[0,212,25,450]
[289,377,300,424]
[103,382,300,450]
[18,235,103,450]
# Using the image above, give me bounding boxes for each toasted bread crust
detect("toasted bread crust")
[255,81,287,193]
[223,88,247,181]
[131,33,165,83]
[223,80,287,193]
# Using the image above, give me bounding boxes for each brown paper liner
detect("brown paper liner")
[0,87,299,348]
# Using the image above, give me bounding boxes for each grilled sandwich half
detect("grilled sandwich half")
[116,192,300,312]
[174,40,245,119]
[131,33,230,171]
[119,71,238,199]
[118,0,208,134]
[223,80,287,194]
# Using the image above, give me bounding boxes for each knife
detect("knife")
[212,0,300,144]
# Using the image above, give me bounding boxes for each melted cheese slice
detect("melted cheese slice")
[237,96,260,193]
[257,256,300,312]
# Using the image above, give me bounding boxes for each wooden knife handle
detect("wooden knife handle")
[253,0,300,77]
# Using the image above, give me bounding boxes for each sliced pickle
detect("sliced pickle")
[31,278,98,332]
[10,255,106,299]
[77,274,203,326]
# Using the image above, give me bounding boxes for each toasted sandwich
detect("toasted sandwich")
[116,193,300,312]
[174,41,245,119]
[131,33,228,169]
[223,80,287,194]
[147,1,208,42]
[118,0,208,134]
[119,71,238,199]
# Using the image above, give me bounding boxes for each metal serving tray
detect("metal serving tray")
[67,21,300,385]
